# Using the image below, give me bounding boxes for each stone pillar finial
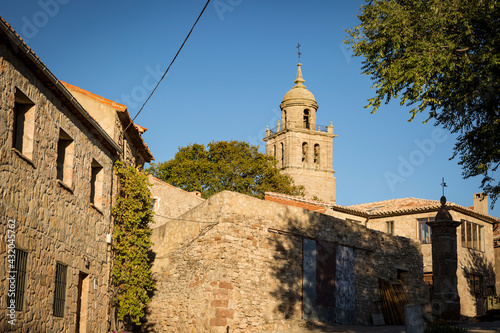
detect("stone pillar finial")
[435,196,453,221]
[427,195,461,321]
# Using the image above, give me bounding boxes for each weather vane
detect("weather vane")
[440,177,447,197]
[296,43,301,63]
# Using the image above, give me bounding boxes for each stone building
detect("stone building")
[146,190,428,332]
[494,224,500,299]
[265,191,498,318]
[263,63,337,203]
[147,174,205,228]
[0,17,152,332]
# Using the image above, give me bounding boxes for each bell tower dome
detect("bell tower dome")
[263,63,337,203]
[280,63,318,130]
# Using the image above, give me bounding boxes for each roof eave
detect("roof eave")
[0,18,122,157]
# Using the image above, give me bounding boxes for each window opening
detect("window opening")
[53,263,68,317]
[13,88,35,160]
[303,109,310,129]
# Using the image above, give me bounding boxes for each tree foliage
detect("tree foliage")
[147,140,304,199]
[111,160,155,325]
[346,0,500,206]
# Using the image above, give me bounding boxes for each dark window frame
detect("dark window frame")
[461,220,485,252]
[53,263,68,317]
[418,217,434,244]
[56,129,74,187]
[12,88,35,160]
[7,248,28,311]
[386,221,394,235]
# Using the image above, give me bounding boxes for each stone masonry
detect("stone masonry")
[265,192,498,318]
[148,175,205,229]
[263,63,337,203]
[145,191,428,332]
[0,18,151,332]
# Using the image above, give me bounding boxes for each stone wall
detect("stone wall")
[368,211,496,317]
[495,242,500,297]
[265,127,336,203]
[146,191,428,332]
[0,41,119,332]
[148,175,205,228]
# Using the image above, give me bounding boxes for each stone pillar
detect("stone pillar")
[427,196,461,321]
[405,304,424,333]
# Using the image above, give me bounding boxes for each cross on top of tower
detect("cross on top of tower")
[296,43,301,63]
[441,177,447,197]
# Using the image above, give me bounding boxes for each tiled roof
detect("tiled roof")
[264,192,499,224]
[349,198,443,214]
[134,124,148,134]
[349,197,498,223]
[265,192,368,217]
[61,81,127,112]
[60,82,153,162]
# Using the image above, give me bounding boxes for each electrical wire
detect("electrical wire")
[123,0,212,133]
[154,213,218,224]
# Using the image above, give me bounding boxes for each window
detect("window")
[418,218,434,244]
[280,143,284,167]
[303,109,310,129]
[302,142,308,163]
[53,263,67,317]
[397,269,408,287]
[150,197,159,212]
[90,160,103,209]
[56,129,74,187]
[7,249,28,311]
[273,145,276,159]
[13,88,35,160]
[283,110,287,129]
[461,220,485,251]
[469,274,483,295]
[314,144,320,165]
[386,221,394,235]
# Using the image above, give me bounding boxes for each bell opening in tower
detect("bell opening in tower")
[303,109,310,129]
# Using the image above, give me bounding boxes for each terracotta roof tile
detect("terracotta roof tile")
[60,81,127,112]
[348,198,444,213]
[60,82,153,161]
[264,192,498,224]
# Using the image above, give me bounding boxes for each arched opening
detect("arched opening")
[303,109,310,129]
[314,144,320,165]
[273,145,276,159]
[280,143,284,167]
[283,110,287,129]
[302,142,308,163]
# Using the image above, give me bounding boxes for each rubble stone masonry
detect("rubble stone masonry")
[0,41,116,331]
[146,191,428,332]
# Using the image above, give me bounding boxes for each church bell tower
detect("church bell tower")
[263,62,337,203]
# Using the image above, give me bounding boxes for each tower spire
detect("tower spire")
[294,63,306,88]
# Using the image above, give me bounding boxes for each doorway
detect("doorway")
[76,272,89,333]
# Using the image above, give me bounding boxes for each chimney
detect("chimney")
[473,193,488,215]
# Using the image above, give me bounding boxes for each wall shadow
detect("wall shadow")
[460,250,497,317]
[268,206,428,329]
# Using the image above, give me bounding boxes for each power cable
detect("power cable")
[153,213,218,224]
[123,0,212,134]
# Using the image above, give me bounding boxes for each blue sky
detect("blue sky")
[2,0,499,217]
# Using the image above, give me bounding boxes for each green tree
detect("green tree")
[346,0,500,206]
[147,140,304,199]
[111,161,155,326]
